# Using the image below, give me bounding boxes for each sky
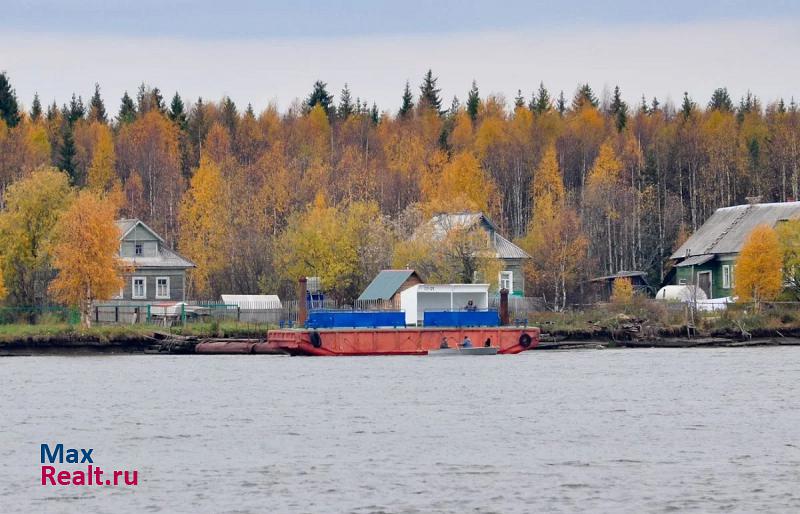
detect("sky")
[1,1,799,114]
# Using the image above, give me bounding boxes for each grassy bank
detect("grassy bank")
[0,321,272,344]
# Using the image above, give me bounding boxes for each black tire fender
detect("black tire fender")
[519,332,533,348]
[309,331,322,348]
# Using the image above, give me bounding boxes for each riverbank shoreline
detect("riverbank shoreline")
[3,332,800,355]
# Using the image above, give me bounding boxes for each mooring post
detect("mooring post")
[499,288,510,326]
[298,277,308,327]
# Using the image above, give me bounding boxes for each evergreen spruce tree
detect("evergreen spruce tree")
[245,103,255,118]
[532,82,551,114]
[0,71,21,127]
[708,87,733,111]
[651,97,660,114]
[221,96,238,135]
[609,85,628,132]
[58,124,77,182]
[30,93,43,122]
[88,83,107,123]
[67,93,85,124]
[168,92,188,130]
[571,84,599,110]
[150,87,165,113]
[117,91,137,124]
[399,81,414,118]
[306,80,333,115]
[557,91,567,116]
[778,98,787,114]
[418,69,442,114]
[46,101,59,122]
[514,89,525,109]
[466,80,480,122]
[639,95,649,115]
[370,102,380,124]
[338,83,354,119]
[681,92,695,120]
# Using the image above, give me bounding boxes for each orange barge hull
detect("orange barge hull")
[265,327,540,356]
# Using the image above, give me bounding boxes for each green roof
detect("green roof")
[357,270,418,301]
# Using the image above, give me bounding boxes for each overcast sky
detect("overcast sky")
[2,1,799,113]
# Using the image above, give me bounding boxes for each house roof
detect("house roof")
[119,247,195,269]
[116,218,195,269]
[675,255,715,267]
[358,270,419,301]
[116,218,165,244]
[671,202,800,260]
[589,270,648,282]
[426,212,531,259]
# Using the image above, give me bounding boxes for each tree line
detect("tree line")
[0,70,798,309]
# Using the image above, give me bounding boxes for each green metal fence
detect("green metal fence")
[0,306,80,325]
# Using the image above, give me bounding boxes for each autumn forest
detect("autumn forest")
[0,70,798,309]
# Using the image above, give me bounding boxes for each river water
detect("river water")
[2,348,799,513]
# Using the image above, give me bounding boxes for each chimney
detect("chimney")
[499,288,510,326]
[297,277,308,327]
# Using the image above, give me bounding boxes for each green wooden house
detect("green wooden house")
[670,201,800,298]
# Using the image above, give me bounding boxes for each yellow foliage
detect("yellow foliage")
[0,167,73,305]
[87,124,117,192]
[49,191,124,327]
[277,198,391,301]
[610,277,634,305]
[422,152,495,215]
[776,219,800,299]
[178,155,229,298]
[587,141,623,189]
[531,144,564,208]
[734,224,783,305]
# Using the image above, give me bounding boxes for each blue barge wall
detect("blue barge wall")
[306,310,406,329]
[423,310,500,327]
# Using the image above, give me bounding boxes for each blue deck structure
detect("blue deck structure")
[423,310,500,327]
[306,310,406,329]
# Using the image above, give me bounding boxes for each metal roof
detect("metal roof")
[116,218,195,269]
[119,247,195,269]
[358,270,419,301]
[425,212,530,260]
[589,270,648,282]
[675,255,715,267]
[116,218,165,244]
[671,202,800,260]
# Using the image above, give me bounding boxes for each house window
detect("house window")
[499,271,513,291]
[722,265,731,289]
[132,277,146,299]
[678,279,687,285]
[135,243,143,256]
[156,277,170,299]
[114,287,124,299]
[731,265,736,288]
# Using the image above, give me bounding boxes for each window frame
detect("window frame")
[132,276,147,299]
[155,277,170,300]
[499,271,513,292]
[722,264,731,289]
[134,243,143,256]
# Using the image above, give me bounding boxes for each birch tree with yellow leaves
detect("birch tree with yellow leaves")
[49,191,125,327]
[734,224,783,308]
[178,154,228,298]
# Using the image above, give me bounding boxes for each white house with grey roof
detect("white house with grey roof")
[670,201,800,298]
[421,212,530,296]
[114,219,195,303]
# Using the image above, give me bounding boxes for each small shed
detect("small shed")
[357,270,423,309]
[220,294,282,323]
[399,283,489,326]
[589,271,652,301]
